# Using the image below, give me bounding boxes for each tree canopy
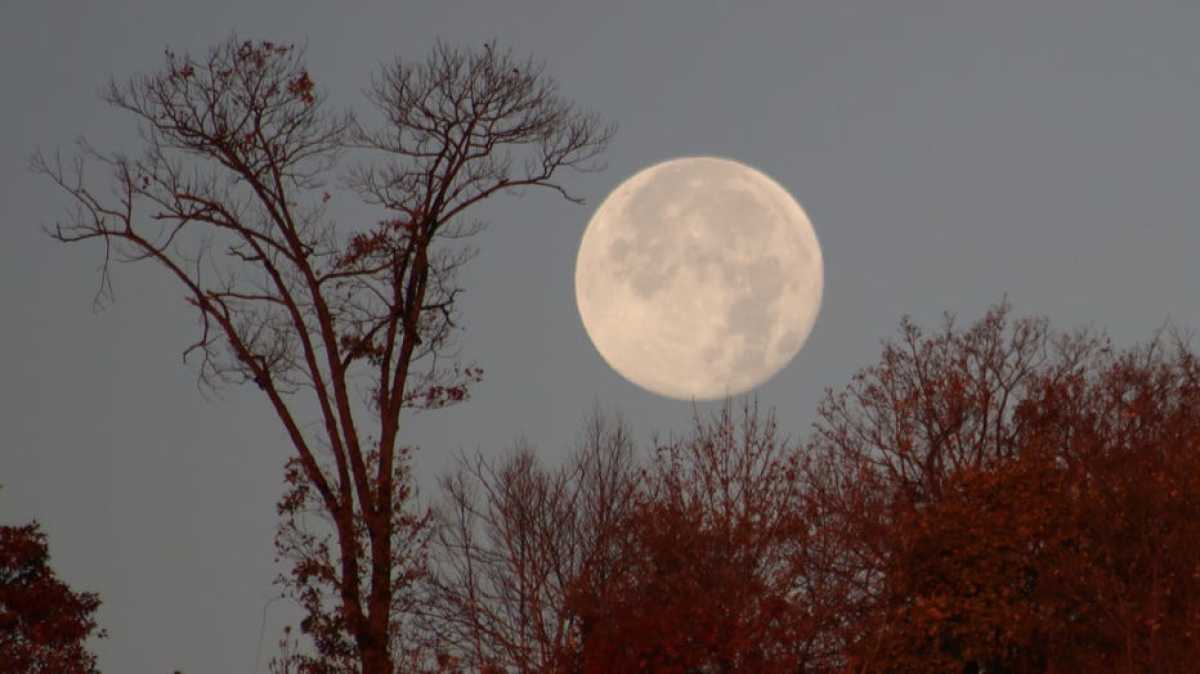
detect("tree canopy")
[409,304,1200,674]
[0,520,104,674]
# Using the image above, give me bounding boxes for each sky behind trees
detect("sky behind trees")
[4,1,1200,671]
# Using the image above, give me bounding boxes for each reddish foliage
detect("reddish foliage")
[813,304,1200,674]
[406,366,484,409]
[273,447,434,674]
[0,523,104,674]
[566,500,801,674]
[288,71,316,105]
[561,406,821,674]
[425,317,1200,674]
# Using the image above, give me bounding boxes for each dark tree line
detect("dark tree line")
[405,304,1200,674]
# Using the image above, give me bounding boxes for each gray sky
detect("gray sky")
[3,1,1199,671]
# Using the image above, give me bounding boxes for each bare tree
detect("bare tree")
[33,35,612,674]
[426,411,640,674]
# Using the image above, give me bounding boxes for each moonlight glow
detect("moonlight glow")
[575,156,823,400]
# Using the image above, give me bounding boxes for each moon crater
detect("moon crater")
[575,156,823,400]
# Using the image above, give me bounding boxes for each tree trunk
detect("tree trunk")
[360,643,392,674]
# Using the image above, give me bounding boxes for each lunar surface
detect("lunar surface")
[575,156,823,400]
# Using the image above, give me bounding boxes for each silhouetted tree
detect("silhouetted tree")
[0,516,104,674]
[424,404,828,674]
[425,306,1200,674]
[803,302,1102,672]
[808,303,1200,673]
[35,35,611,674]
[428,411,641,674]
[564,404,821,674]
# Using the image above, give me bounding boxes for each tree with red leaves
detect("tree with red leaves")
[252,299,1199,674]
[810,303,1200,674]
[803,303,1102,672]
[36,35,611,674]
[559,404,824,674]
[421,405,816,674]
[430,307,1200,674]
[0,520,104,674]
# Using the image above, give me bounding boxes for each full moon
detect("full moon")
[575,156,823,400]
